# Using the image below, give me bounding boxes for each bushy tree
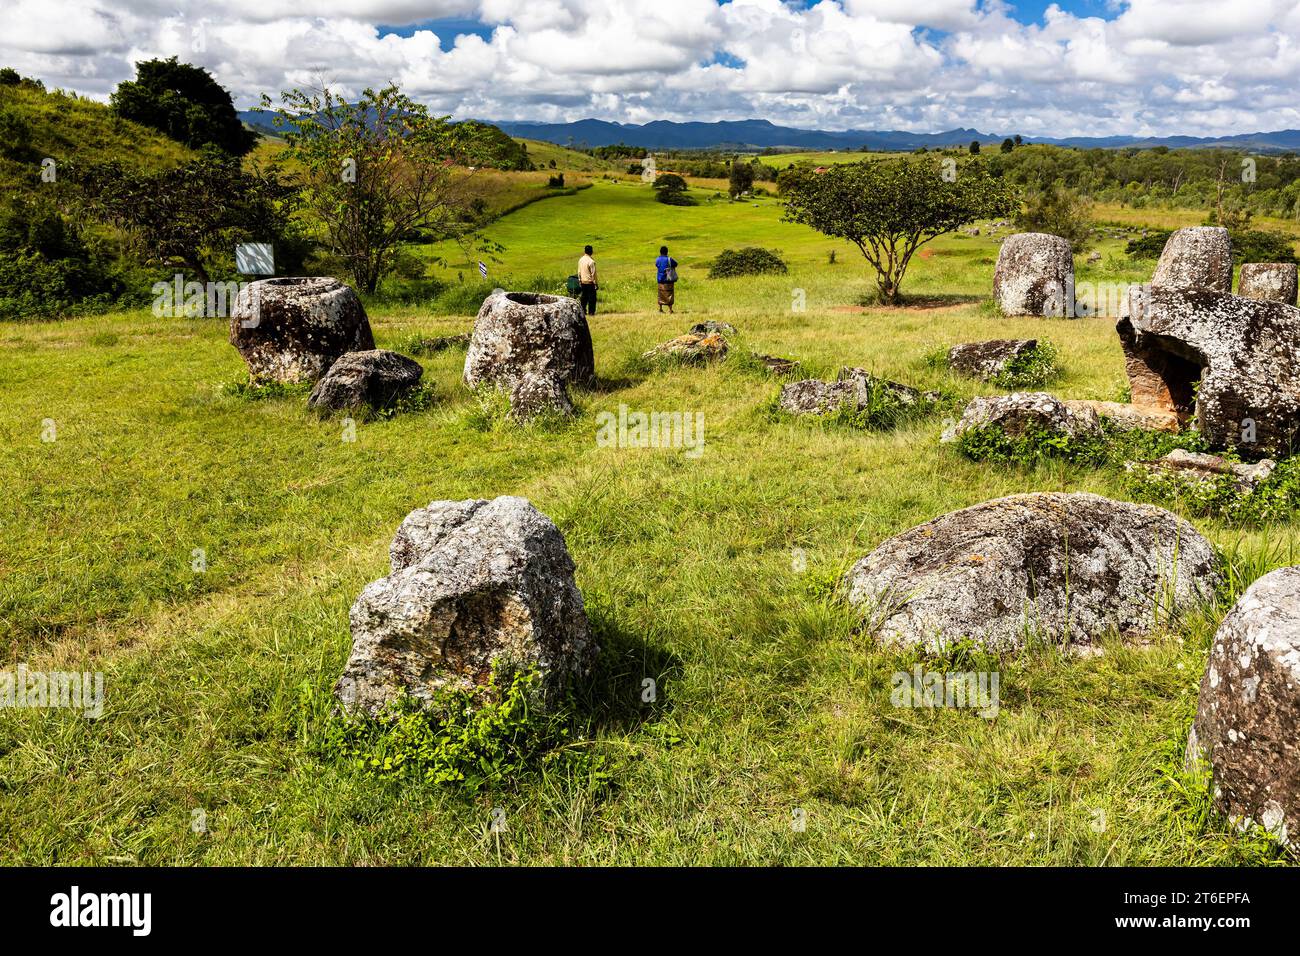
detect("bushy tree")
[1015,186,1094,251]
[70,149,298,283]
[652,173,688,192]
[969,140,981,155]
[261,83,485,293]
[111,58,255,156]
[783,158,1016,304]
[728,159,755,198]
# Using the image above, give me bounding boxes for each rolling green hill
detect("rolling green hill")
[515,137,618,173]
[0,82,192,191]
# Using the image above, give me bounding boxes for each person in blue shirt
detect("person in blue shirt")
[655,245,678,314]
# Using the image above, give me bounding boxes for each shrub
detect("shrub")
[656,189,696,206]
[1124,453,1300,525]
[1015,187,1094,252]
[652,173,688,192]
[312,669,611,795]
[708,246,788,279]
[954,418,1208,470]
[991,341,1061,389]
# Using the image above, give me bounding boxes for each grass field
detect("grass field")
[1,175,1294,865]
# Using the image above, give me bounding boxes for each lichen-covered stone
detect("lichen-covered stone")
[690,321,738,336]
[464,291,595,420]
[941,392,1101,443]
[643,331,729,364]
[1238,263,1298,306]
[992,233,1074,316]
[1131,448,1276,493]
[336,496,597,715]
[947,339,1038,380]
[778,379,859,416]
[1062,399,1180,433]
[229,276,375,384]
[779,369,932,416]
[1188,567,1300,857]
[845,492,1221,652]
[753,353,801,376]
[1151,226,1232,292]
[1117,287,1300,457]
[307,349,423,413]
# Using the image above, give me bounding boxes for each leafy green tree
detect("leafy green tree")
[1015,186,1094,251]
[728,159,755,198]
[261,83,484,293]
[652,173,688,192]
[0,68,19,86]
[70,149,298,283]
[969,140,981,155]
[782,158,1016,303]
[111,58,255,156]
[1001,138,1014,153]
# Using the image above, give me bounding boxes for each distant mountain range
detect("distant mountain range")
[487,118,1300,153]
[238,111,1300,153]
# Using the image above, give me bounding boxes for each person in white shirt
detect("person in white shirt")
[578,245,598,315]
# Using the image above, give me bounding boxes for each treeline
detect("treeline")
[589,143,778,182]
[982,145,1300,219]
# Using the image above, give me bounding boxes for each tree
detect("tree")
[1001,138,1014,153]
[652,173,688,192]
[261,83,484,293]
[1015,186,1094,251]
[782,158,1016,304]
[969,140,981,155]
[1014,134,1023,146]
[111,58,255,156]
[70,149,298,284]
[728,159,755,198]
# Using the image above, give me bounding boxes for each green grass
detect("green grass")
[0,177,1294,866]
[760,150,907,169]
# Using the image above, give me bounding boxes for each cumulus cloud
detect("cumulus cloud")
[1,0,1298,137]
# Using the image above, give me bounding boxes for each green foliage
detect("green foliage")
[781,157,1017,303]
[1125,230,1171,259]
[656,188,696,206]
[110,57,255,156]
[313,670,609,796]
[707,246,788,279]
[652,173,687,192]
[1125,454,1300,526]
[991,341,1061,389]
[955,418,1212,469]
[68,149,300,283]
[453,120,534,171]
[728,159,755,198]
[1014,187,1094,252]
[1126,225,1297,265]
[261,82,488,293]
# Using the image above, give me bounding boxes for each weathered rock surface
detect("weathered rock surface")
[1238,263,1298,306]
[845,492,1222,651]
[1151,226,1233,292]
[947,339,1038,381]
[308,349,423,413]
[753,353,801,376]
[992,233,1074,316]
[464,291,595,420]
[778,379,859,416]
[1117,287,1300,456]
[690,321,738,336]
[779,369,934,416]
[941,392,1101,443]
[643,331,729,364]
[1130,448,1276,493]
[1188,567,1300,857]
[336,496,597,715]
[229,277,375,384]
[1063,399,1180,433]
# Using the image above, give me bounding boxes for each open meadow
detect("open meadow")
[2,174,1295,866]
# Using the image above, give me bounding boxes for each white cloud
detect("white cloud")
[1,0,1298,137]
